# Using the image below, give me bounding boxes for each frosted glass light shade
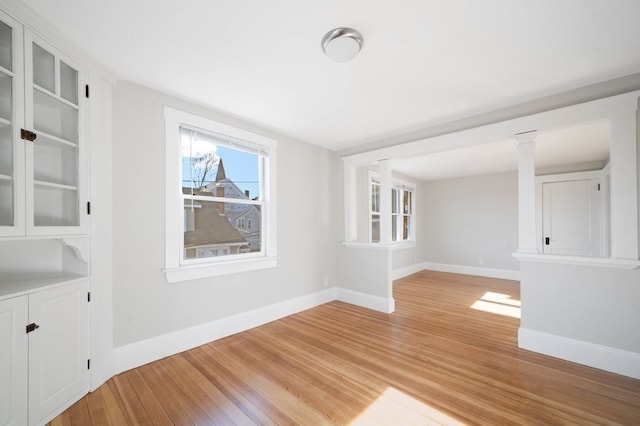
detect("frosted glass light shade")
[321,28,363,62]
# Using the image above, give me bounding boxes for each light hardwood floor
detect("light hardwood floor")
[49,271,640,425]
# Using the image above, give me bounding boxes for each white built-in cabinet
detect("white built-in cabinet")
[0,9,87,237]
[0,279,89,426]
[0,7,91,426]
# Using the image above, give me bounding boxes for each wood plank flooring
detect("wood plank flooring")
[49,271,640,425]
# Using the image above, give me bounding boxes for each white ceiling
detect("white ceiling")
[17,0,640,153]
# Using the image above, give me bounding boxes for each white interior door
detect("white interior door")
[0,296,28,426]
[28,280,89,425]
[542,179,600,256]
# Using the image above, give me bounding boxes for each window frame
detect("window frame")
[164,107,277,282]
[368,171,415,245]
[391,185,413,242]
[370,179,381,243]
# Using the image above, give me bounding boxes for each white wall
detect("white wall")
[112,81,337,348]
[421,171,519,272]
[517,95,640,379]
[88,76,114,389]
[519,262,640,378]
[336,245,390,298]
[520,262,640,353]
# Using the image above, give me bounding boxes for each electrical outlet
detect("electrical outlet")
[323,277,329,287]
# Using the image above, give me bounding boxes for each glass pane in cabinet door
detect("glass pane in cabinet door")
[0,20,11,71]
[32,43,55,92]
[0,178,12,225]
[0,72,12,226]
[60,61,78,105]
[33,90,78,142]
[0,120,12,226]
[0,72,12,121]
[34,184,78,226]
[33,133,78,188]
[0,118,11,177]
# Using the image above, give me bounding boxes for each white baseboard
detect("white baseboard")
[90,351,115,392]
[421,262,520,281]
[391,263,425,280]
[114,287,337,374]
[336,288,395,314]
[518,327,640,380]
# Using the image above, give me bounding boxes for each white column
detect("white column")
[515,131,538,254]
[379,159,393,244]
[609,100,639,259]
[343,161,357,242]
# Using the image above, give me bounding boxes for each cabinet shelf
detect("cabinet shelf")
[36,129,77,148]
[0,173,10,181]
[0,63,12,77]
[34,179,77,191]
[0,116,9,127]
[33,84,79,110]
[0,272,86,300]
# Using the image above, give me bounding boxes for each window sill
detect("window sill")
[164,256,278,283]
[342,241,416,251]
[513,252,640,270]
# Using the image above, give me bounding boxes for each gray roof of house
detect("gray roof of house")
[182,188,247,247]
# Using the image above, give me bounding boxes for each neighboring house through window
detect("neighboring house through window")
[164,107,277,282]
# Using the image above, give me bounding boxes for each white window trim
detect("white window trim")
[163,106,277,282]
[368,171,416,246]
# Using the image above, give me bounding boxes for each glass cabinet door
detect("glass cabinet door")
[25,32,83,232]
[0,12,23,236]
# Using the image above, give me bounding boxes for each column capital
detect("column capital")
[377,158,394,167]
[515,130,538,146]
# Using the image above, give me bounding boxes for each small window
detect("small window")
[371,180,381,243]
[164,107,277,282]
[369,175,415,244]
[392,185,413,242]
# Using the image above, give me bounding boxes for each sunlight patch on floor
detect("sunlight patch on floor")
[470,291,521,318]
[349,386,465,425]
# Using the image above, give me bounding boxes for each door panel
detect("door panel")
[0,296,28,426]
[542,179,599,256]
[28,280,88,425]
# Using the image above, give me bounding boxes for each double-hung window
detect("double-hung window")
[391,185,413,242]
[369,174,415,244]
[164,107,277,282]
[371,180,381,243]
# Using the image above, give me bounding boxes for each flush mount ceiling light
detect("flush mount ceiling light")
[321,27,364,62]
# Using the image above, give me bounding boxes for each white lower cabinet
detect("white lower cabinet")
[0,295,28,426]
[0,279,89,426]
